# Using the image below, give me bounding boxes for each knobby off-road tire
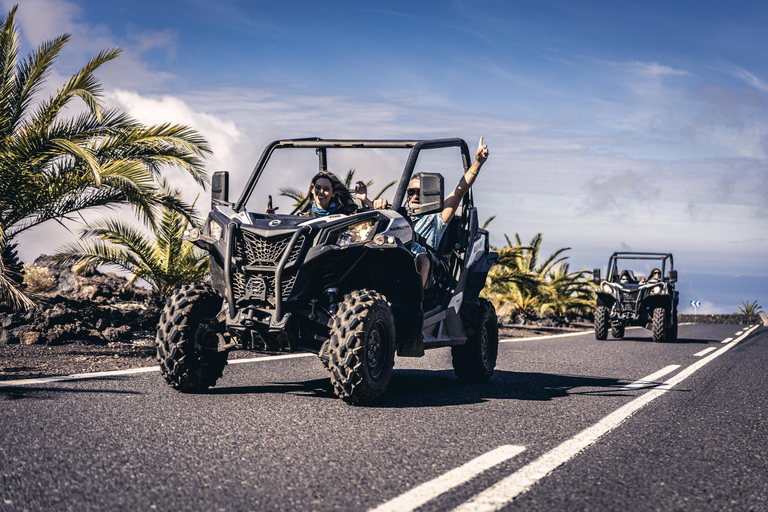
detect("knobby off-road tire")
[156,283,228,392]
[611,324,625,339]
[666,310,678,341]
[595,305,609,340]
[652,307,667,343]
[452,298,499,383]
[328,289,396,405]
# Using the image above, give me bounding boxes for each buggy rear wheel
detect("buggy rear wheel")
[156,283,228,392]
[452,299,499,383]
[595,306,609,340]
[652,307,667,343]
[328,289,396,405]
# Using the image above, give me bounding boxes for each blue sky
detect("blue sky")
[7,0,768,313]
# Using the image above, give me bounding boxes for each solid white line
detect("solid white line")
[721,337,733,344]
[500,330,592,343]
[451,324,760,512]
[368,445,525,512]
[694,347,717,357]
[227,353,315,364]
[0,352,315,387]
[621,365,680,390]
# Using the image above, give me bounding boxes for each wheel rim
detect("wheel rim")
[367,318,389,379]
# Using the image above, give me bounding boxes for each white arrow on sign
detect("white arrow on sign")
[690,300,701,308]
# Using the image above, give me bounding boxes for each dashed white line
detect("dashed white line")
[621,365,680,390]
[450,324,760,512]
[368,445,525,512]
[721,337,734,344]
[694,347,717,357]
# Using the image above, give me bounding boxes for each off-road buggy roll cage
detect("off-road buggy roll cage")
[601,252,675,283]
[231,137,473,210]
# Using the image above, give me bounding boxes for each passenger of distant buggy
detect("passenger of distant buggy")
[372,137,489,288]
[640,268,662,284]
[620,271,633,284]
[265,171,357,217]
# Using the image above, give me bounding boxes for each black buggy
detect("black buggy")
[155,138,500,404]
[592,252,679,342]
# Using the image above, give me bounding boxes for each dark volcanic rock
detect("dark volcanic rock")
[1,256,162,346]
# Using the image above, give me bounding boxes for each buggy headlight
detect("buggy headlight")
[336,220,375,246]
[602,283,612,294]
[651,285,662,294]
[209,220,223,241]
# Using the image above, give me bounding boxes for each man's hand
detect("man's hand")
[354,181,368,201]
[265,205,279,214]
[475,136,489,165]
[373,198,388,209]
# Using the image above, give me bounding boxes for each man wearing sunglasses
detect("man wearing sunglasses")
[373,137,489,288]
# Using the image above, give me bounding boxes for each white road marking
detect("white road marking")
[621,365,680,390]
[694,347,717,357]
[735,331,744,336]
[721,337,733,344]
[500,331,592,343]
[450,324,760,512]
[0,353,315,387]
[368,445,525,512]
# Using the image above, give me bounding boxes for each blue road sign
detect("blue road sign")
[690,300,701,308]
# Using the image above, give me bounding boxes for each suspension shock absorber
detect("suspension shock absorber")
[325,287,339,316]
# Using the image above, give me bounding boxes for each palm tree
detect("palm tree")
[0,5,211,309]
[736,300,764,315]
[538,262,595,316]
[483,233,595,319]
[56,184,209,299]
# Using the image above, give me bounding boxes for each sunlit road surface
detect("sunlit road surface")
[1,324,766,511]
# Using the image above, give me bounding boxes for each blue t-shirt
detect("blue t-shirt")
[411,213,448,255]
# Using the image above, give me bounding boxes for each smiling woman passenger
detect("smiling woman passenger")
[265,171,357,217]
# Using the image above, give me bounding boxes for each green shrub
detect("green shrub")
[22,264,57,293]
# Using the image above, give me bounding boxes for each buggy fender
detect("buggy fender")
[463,251,499,309]
[643,294,673,311]
[596,293,616,309]
[302,243,425,356]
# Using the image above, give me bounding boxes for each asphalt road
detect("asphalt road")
[1,323,765,511]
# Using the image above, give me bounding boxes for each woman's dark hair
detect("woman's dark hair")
[300,171,357,214]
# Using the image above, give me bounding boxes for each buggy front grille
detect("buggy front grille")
[232,231,305,303]
[620,290,639,311]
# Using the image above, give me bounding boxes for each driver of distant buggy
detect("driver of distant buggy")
[640,268,662,284]
[372,137,489,288]
[265,171,358,217]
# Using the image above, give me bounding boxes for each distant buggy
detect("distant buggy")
[155,138,500,404]
[592,252,679,342]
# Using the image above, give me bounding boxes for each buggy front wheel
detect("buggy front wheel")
[595,306,609,340]
[328,289,396,405]
[155,283,228,392]
[652,307,667,343]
